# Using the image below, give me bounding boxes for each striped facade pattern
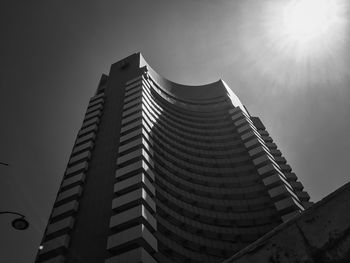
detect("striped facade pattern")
[36,92,105,263]
[105,70,310,262]
[36,53,311,263]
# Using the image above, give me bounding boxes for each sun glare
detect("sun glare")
[247,0,350,88]
[267,0,348,58]
[283,0,339,43]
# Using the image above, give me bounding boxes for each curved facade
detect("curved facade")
[36,53,311,263]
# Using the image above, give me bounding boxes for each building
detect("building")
[36,53,311,263]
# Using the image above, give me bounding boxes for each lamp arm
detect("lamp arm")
[0,211,26,218]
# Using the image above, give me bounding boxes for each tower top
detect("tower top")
[111,52,247,113]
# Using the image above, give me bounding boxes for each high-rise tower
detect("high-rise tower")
[36,53,311,263]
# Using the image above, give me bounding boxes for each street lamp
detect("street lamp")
[0,161,9,166]
[0,163,29,230]
[0,211,29,230]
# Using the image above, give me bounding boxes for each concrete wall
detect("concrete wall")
[224,182,350,263]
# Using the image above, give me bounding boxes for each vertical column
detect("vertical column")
[36,93,105,263]
[105,76,157,263]
[229,107,305,222]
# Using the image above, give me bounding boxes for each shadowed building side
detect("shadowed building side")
[35,53,311,263]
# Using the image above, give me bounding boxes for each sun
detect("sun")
[249,0,349,88]
[263,0,348,57]
[283,0,339,44]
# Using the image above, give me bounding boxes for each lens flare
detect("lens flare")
[240,0,350,89]
[283,0,340,44]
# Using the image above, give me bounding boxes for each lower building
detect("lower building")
[224,182,350,263]
[36,53,311,263]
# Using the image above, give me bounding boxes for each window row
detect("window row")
[156,201,276,239]
[155,150,257,178]
[155,165,270,199]
[142,94,239,139]
[155,178,275,213]
[155,157,261,186]
[156,187,279,223]
[121,102,238,144]
[146,76,230,111]
[157,232,229,263]
[143,79,231,121]
[157,217,237,251]
[154,141,252,169]
[142,85,236,133]
[120,108,243,151]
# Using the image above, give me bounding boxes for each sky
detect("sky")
[0,0,349,262]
